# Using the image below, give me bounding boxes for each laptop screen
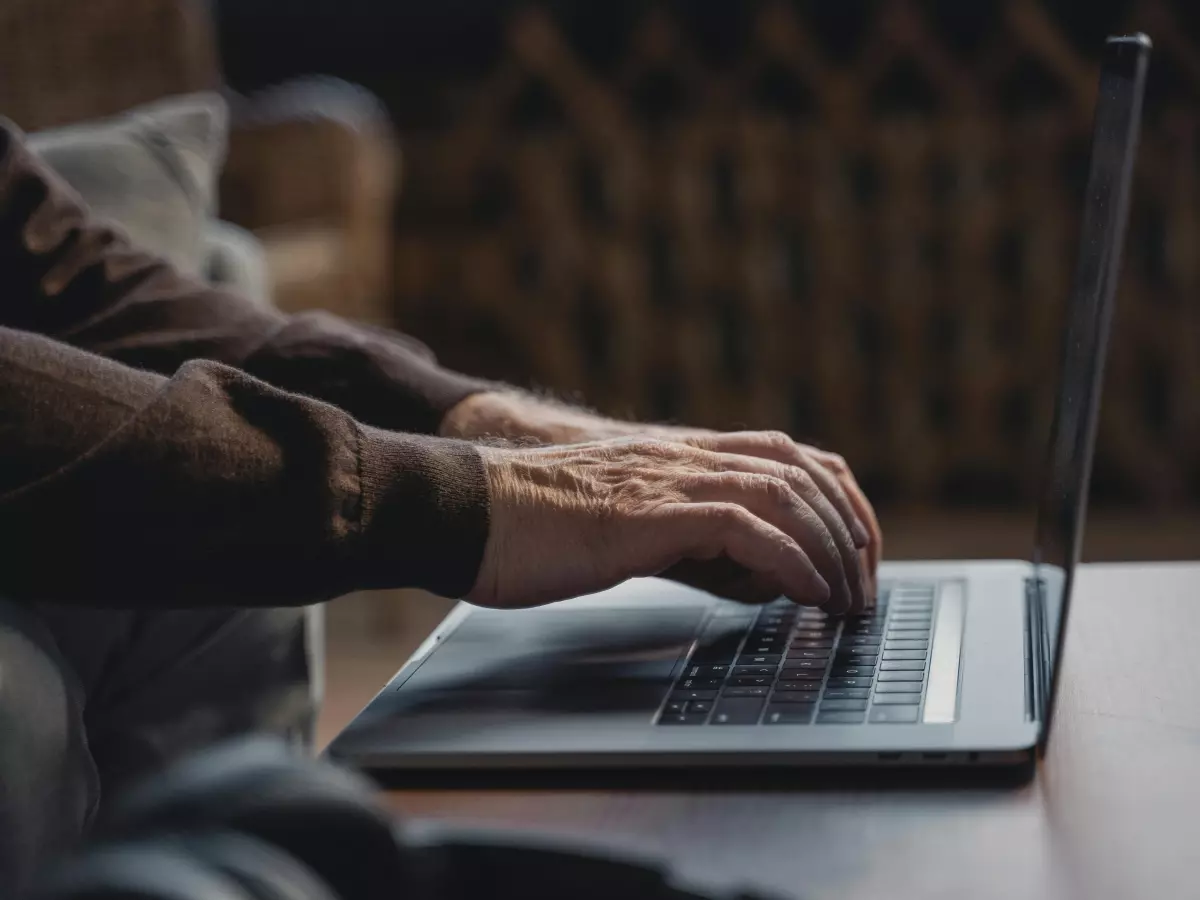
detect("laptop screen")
[1034,35,1150,743]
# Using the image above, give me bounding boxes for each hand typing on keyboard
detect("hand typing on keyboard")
[468,434,878,613]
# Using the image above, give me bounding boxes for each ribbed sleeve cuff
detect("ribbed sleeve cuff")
[353,426,490,598]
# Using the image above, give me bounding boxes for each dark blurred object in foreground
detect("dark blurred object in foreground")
[30,737,788,900]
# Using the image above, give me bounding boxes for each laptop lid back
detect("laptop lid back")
[1033,34,1150,749]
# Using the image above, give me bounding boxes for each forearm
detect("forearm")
[440,389,674,444]
[0,327,489,609]
[0,119,491,436]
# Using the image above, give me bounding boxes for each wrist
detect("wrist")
[440,390,626,444]
[439,392,527,441]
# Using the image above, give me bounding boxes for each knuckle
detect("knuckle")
[713,503,754,529]
[761,430,794,450]
[788,466,817,492]
[625,439,683,461]
[746,473,795,503]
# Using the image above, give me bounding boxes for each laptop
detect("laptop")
[328,34,1150,771]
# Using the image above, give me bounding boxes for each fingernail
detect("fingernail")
[809,572,831,604]
[851,520,870,547]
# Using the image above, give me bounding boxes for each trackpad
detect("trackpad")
[396,606,706,714]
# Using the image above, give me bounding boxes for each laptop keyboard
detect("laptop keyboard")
[657,583,935,726]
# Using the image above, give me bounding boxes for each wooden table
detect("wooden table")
[381,563,1200,900]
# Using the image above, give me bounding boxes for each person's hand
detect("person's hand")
[642,427,882,597]
[442,391,882,595]
[469,437,870,614]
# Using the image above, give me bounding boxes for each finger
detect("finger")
[709,450,868,613]
[666,502,830,607]
[688,459,865,615]
[682,473,854,614]
[684,432,870,550]
[809,448,883,581]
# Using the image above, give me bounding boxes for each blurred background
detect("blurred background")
[2,0,1197,742]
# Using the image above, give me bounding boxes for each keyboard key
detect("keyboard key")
[871,694,920,705]
[664,700,687,714]
[729,676,775,688]
[885,641,930,651]
[886,630,930,641]
[744,643,786,655]
[781,659,828,671]
[778,669,825,681]
[786,649,831,661]
[790,639,836,650]
[880,660,926,671]
[736,654,781,666]
[835,657,883,672]
[749,624,789,635]
[689,700,713,713]
[684,664,731,679]
[765,705,816,724]
[833,657,879,669]
[874,682,924,694]
[844,623,886,634]
[772,682,823,694]
[711,698,765,725]
[849,612,885,621]
[732,665,779,677]
[722,686,770,698]
[769,690,820,702]
[841,635,882,647]
[836,646,881,658]
[826,677,873,689]
[882,650,928,661]
[678,678,724,690]
[749,628,789,639]
[878,671,926,682]
[835,649,879,660]
[745,634,786,646]
[792,628,838,639]
[659,713,708,725]
[816,711,866,724]
[869,706,920,723]
[890,614,932,624]
[671,689,718,702]
[820,698,868,711]
[830,664,875,677]
[822,688,870,700]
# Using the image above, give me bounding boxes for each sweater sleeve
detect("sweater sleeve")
[0,326,490,608]
[0,118,494,436]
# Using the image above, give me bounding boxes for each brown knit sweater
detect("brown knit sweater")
[0,119,493,609]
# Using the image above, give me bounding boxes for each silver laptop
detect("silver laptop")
[328,34,1150,771]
